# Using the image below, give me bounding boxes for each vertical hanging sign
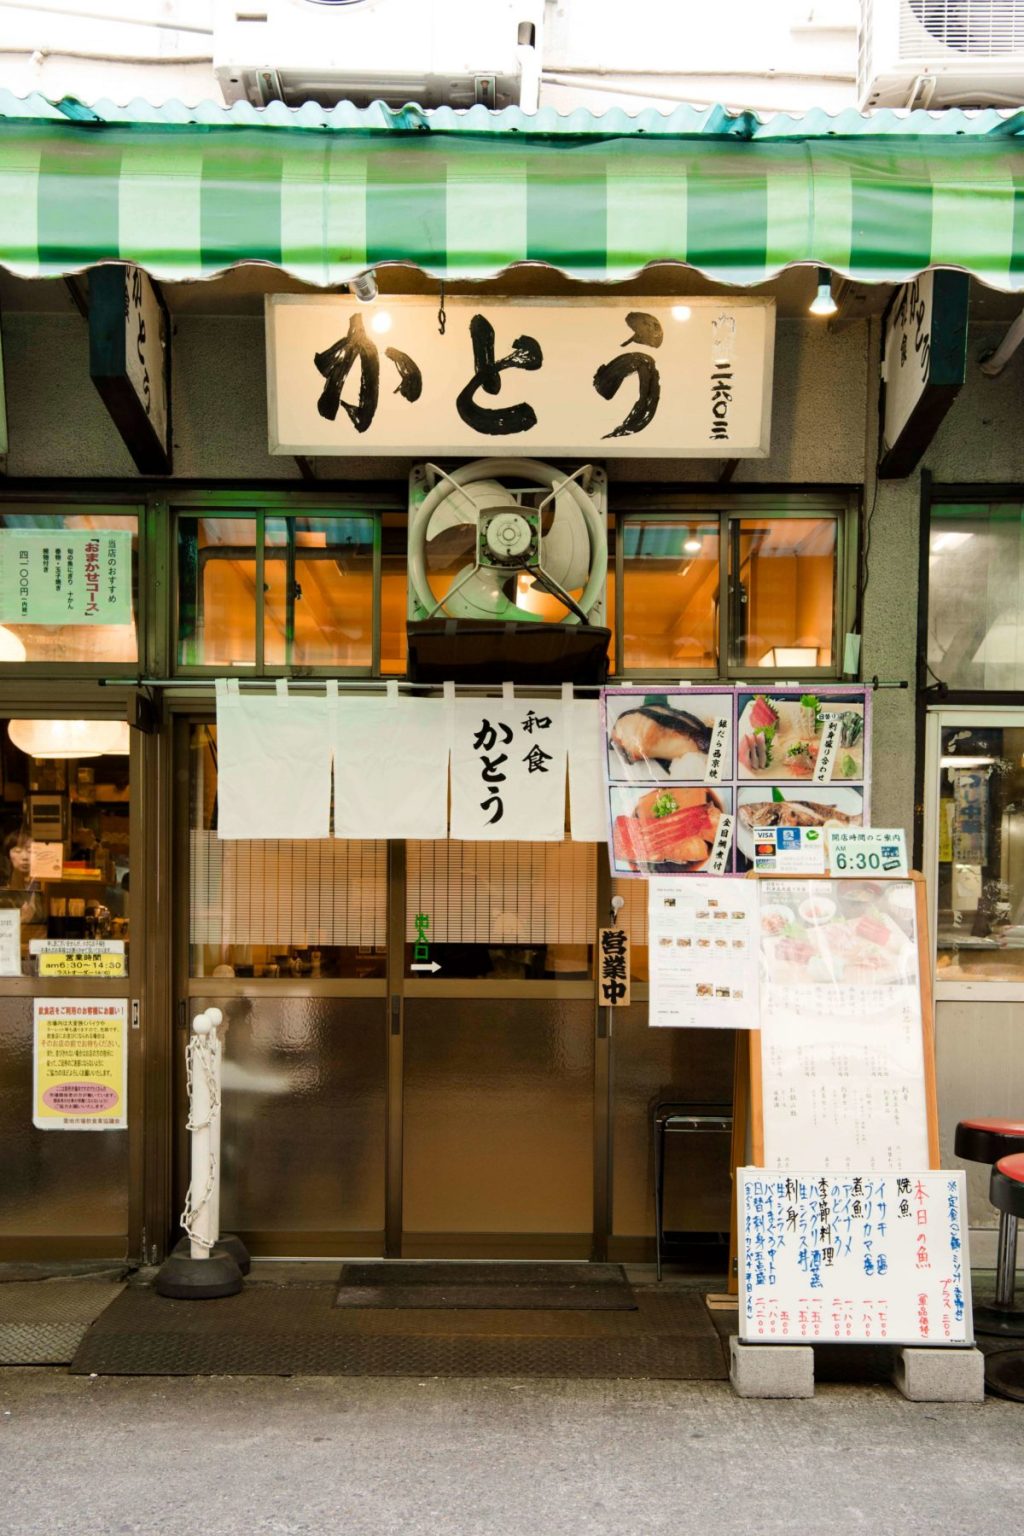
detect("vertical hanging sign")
[878,271,968,479]
[597,927,631,1006]
[89,264,172,475]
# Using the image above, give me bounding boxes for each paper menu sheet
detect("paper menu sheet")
[648,875,760,1029]
[757,877,930,1171]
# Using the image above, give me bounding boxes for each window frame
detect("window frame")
[613,490,858,682]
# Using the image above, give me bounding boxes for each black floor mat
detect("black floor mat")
[71,1283,727,1379]
[334,1262,636,1311]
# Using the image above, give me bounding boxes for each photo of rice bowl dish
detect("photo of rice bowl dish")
[610,784,731,874]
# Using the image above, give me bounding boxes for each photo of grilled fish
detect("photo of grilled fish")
[610,705,713,773]
[739,799,860,829]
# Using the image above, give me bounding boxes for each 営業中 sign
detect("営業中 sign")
[598,927,631,1007]
[266,296,775,459]
[33,997,128,1130]
[739,1168,971,1345]
[0,529,132,625]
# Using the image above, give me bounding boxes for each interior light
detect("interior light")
[940,756,995,768]
[683,530,702,555]
[8,719,130,759]
[370,309,393,334]
[350,269,378,304]
[671,304,692,322]
[0,626,27,662]
[930,530,973,554]
[809,268,837,317]
[759,646,820,667]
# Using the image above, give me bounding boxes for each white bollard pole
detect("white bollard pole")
[188,1010,218,1262]
[206,1007,224,1254]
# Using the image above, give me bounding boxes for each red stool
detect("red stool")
[954,1117,1024,1337]
[983,1154,1024,1402]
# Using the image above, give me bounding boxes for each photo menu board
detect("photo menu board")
[603,685,871,878]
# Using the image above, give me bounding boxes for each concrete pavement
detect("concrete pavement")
[1,1367,1021,1536]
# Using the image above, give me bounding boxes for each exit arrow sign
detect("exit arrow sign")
[410,961,441,974]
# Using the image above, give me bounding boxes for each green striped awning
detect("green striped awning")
[3,92,1024,289]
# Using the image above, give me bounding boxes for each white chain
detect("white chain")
[179,1031,220,1250]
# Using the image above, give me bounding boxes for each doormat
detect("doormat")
[334,1262,637,1311]
[70,1283,727,1379]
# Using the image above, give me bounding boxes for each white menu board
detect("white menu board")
[757,877,931,1171]
[648,876,760,1029]
[739,1168,972,1345]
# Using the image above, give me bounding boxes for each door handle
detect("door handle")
[390,996,401,1037]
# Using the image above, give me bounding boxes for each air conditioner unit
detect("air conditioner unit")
[859,0,1024,108]
[214,0,543,110]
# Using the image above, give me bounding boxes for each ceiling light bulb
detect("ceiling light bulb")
[809,268,837,317]
[671,304,692,321]
[350,269,378,304]
[683,535,702,555]
[8,718,130,759]
[370,309,392,334]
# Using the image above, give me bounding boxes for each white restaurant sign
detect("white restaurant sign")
[266,296,775,459]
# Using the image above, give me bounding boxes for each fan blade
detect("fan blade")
[541,495,592,591]
[441,565,519,622]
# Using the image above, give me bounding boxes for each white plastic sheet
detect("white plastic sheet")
[567,696,607,842]
[450,686,567,842]
[215,678,332,840]
[332,681,451,840]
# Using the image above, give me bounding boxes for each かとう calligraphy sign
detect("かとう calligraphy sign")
[266,296,775,459]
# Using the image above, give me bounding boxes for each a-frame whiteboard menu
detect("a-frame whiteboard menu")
[751,873,938,1172]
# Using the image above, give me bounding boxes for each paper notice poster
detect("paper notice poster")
[33,998,128,1130]
[648,875,760,1028]
[0,529,132,625]
[29,939,127,978]
[0,907,20,975]
[29,841,62,880]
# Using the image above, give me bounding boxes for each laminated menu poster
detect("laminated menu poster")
[738,1168,971,1345]
[603,686,870,878]
[648,876,760,1028]
[756,876,932,1171]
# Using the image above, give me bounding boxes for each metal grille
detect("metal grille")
[900,0,1024,56]
[406,840,596,945]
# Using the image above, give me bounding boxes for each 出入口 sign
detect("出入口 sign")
[879,271,968,479]
[266,296,775,459]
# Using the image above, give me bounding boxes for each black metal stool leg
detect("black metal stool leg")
[975,1211,1024,1338]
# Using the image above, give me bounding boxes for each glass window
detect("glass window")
[188,724,386,978]
[0,718,131,976]
[621,519,718,671]
[729,518,836,670]
[264,516,374,668]
[928,502,1024,691]
[177,516,258,669]
[0,508,139,666]
[935,721,1024,982]
[380,517,408,675]
[178,511,376,672]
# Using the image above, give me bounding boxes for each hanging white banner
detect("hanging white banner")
[568,698,608,842]
[215,679,333,840]
[450,692,567,841]
[332,685,451,840]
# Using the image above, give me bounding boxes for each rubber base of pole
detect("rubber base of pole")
[973,1302,1024,1339]
[171,1232,251,1276]
[155,1246,244,1300]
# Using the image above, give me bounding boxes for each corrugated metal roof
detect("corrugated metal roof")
[1,89,1023,139]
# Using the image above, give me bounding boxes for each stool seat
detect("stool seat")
[954,1117,1024,1165]
[992,1152,1024,1218]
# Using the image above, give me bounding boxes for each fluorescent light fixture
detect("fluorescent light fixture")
[350,269,378,303]
[370,309,392,334]
[759,646,819,667]
[8,718,130,759]
[930,530,973,554]
[808,268,837,317]
[671,304,692,322]
[940,756,995,768]
[0,626,26,662]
